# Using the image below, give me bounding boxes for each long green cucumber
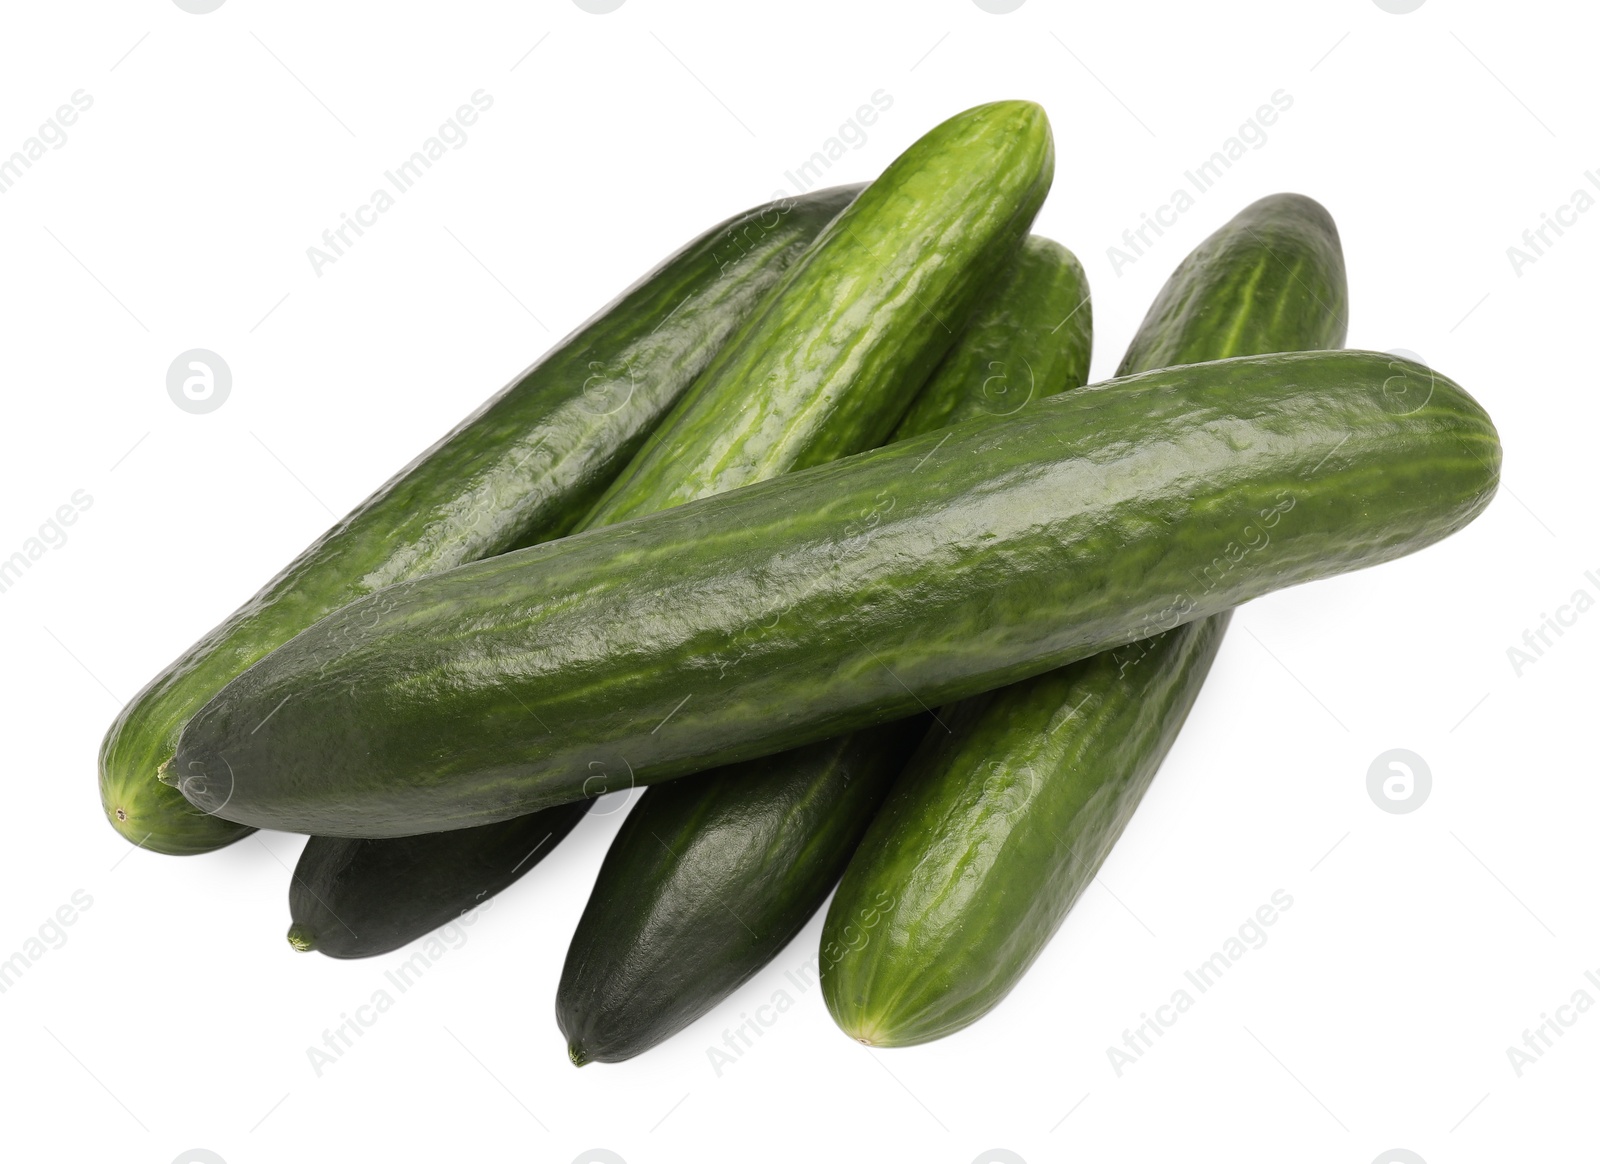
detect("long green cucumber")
[893,235,1091,437]
[554,236,1092,1063]
[821,193,1349,1046]
[169,349,1499,837]
[99,184,861,855]
[581,99,1055,525]
[557,718,928,1065]
[281,101,1054,957]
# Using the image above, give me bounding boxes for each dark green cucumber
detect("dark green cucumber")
[280,102,1054,957]
[893,235,1090,436]
[170,349,1499,838]
[557,718,927,1065]
[581,99,1055,525]
[820,192,1349,1045]
[554,236,1091,1063]
[287,801,587,958]
[99,184,861,856]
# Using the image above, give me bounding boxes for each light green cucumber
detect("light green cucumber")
[582,100,1055,525]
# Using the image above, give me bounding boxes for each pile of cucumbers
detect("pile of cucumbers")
[101,100,1500,1061]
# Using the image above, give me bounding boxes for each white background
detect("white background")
[0,1,1592,1162]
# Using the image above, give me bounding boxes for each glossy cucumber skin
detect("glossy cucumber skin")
[171,349,1500,838]
[281,106,1055,957]
[893,235,1091,437]
[556,719,927,1064]
[821,193,1350,1045]
[287,801,588,959]
[551,236,1089,1062]
[1117,193,1348,375]
[582,100,1055,525]
[825,616,1229,1045]
[99,185,860,856]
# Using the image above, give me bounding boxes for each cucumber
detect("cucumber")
[169,348,1499,838]
[893,235,1091,437]
[1116,193,1348,375]
[287,801,588,958]
[558,718,927,1065]
[99,184,862,856]
[280,100,1054,957]
[581,99,1055,525]
[824,616,1230,1045]
[821,193,1350,1046]
[555,236,1091,1063]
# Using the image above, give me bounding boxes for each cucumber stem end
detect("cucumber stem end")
[286,924,317,953]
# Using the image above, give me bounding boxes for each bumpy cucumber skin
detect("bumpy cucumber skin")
[171,350,1500,838]
[98,186,859,856]
[893,235,1091,438]
[287,801,587,959]
[551,236,1090,1060]
[821,192,1349,1045]
[281,107,1056,955]
[825,616,1229,1045]
[556,719,926,1064]
[1118,193,1347,375]
[582,100,1055,525]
